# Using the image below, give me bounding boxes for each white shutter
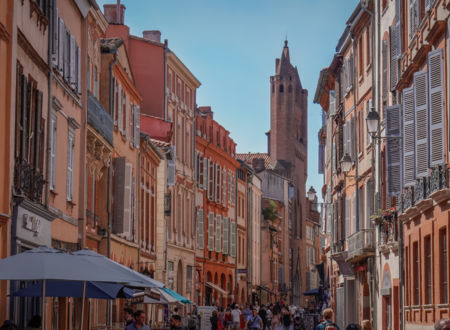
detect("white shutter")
[428,49,445,166]
[208,212,214,251]
[118,84,123,133]
[409,0,418,39]
[343,122,348,156]
[382,40,388,101]
[123,163,132,238]
[215,215,222,252]
[66,132,74,200]
[345,197,350,238]
[208,159,213,200]
[58,18,64,72]
[76,46,81,94]
[52,9,59,66]
[223,217,229,254]
[167,160,176,187]
[386,105,402,196]
[70,35,76,89]
[389,26,398,91]
[134,105,140,148]
[395,0,402,58]
[414,70,429,178]
[50,117,57,190]
[403,87,416,186]
[203,157,208,190]
[329,90,336,116]
[198,209,204,249]
[230,221,236,257]
[215,165,220,203]
[352,193,356,234]
[222,169,226,206]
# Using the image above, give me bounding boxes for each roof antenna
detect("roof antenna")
[284,33,288,47]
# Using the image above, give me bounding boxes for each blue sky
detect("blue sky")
[97,0,359,199]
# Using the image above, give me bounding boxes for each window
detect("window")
[94,65,98,98]
[87,57,91,93]
[186,88,191,109]
[66,131,75,201]
[122,93,127,137]
[425,235,432,304]
[168,70,172,92]
[405,247,409,305]
[413,242,419,305]
[279,84,284,93]
[130,103,135,147]
[366,26,371,67]
[50,114,57,190]
[359,36,364,77]
[177,80,181,98]
[441,229,448,303]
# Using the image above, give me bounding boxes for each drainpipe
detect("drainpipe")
[45,0,55,210]
[106,50,117,328]
[163,39,168,121]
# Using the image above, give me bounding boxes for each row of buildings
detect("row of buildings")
[0,0,321,328]
[314,0,449,329]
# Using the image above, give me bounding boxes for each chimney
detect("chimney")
[103,3,126,25]
[143,30,162,43]
[252,158,266,172]
[198,106,213,119]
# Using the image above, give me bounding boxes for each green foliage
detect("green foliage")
[262,200,280,222]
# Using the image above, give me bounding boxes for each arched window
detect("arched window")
[279,84,284,93]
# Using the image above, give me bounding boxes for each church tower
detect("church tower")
[269,40,308,305]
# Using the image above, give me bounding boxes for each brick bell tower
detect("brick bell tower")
[269,40,308,305]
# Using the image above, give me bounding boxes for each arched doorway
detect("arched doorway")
[177,260,183,295]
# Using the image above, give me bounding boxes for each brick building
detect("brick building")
[194,106,239,307]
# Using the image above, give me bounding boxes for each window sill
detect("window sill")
[50,189,58,196]
[438,304,450,308]
[423,304,434,310]
[366,63,372,73]
[66,199,76,207]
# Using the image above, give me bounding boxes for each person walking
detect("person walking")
[123,307,135,328]
[435,319,450,329]
[315,308,339,330]
[126,310,150,330]
[224,307,233,330]
[360,320,371,330]
[232,305,242,330]
[246,308,264,330]
[211,310,220,330]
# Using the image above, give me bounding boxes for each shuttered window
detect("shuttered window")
[389,26,398,91]
[66,131,75,201]
[386,105,402,196]
[345,197,351,238]
[382,40,388,102]
[208,159,214,200]
[395,0,402,58]
[208,212,214,251]
[409,0,419,40]
[403,88,416,187]
[215,215,222,252]
[215,164,221,203]
[414,71,429,178]
[352,193,356,234]
[203,157,208,190]
[358,187,364,231]
[134,105,140,148]
[197,209,204,249]
[230,221,237,257]
[167,146,176,186]
[366,180,375,229]
[222,169,227,206]
[329,90,336,116]
[223,217,229,254]
[50,115,57,190]
[427,49,445,165]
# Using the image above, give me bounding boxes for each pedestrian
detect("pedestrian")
[224,307,233,329]
[123,307,135,328]
[345,324,360,330]
[219,307,225,328]
[243,304,253,323]
[171,315,184,330]
[360,320,371,330]
[0,320,17,330]
[25,315,41,330]
[126,310,150,330]
[187,312,197,330]
[232,304,242,330]
[315,308,339,330]
[281,307,291,330]
[435,319,450,329]
[211,310,219,330]
[246,308,264,330]
[293,315,305,330]
[270,309,281,330]
[259,305,267,330]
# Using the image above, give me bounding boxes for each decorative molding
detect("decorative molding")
[68,117,81,130]
[29,0,48,31]
[426,20,446,44]
[17,29,49,75]
[86,130,112,181]
[52,96,63,112]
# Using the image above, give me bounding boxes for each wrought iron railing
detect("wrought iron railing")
[87,92,113,145]
[347,228,375,260]
[379,221,398,246]
[14,158,45,204]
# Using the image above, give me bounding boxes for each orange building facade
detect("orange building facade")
[194,106,239,307]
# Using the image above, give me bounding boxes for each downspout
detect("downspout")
[45,0,55,209]
[193,104,197,303]
[163,39,168,121]
[106,51,117,328]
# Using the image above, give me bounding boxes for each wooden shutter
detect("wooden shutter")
[50,116,57,190]
[318,144,324,174]
[134,105,140,148]
[351,116,356,160]
[352,193,356,234]
[208,159,213,200]
[403,87,416,186]
[343,122,348,156]
[215,215,222,252]
[329,90,336,116]
[223,217,229,254]
[215,164,221,203]
[70,36,76,88]
[345,197,350,238]
[389,26,398,91]
[386,105,402,196]
[52,9,59,66]
[222,169,226,206]
[366,180,375,229]
[198,209,204,249]
[409,0,418,39]
[118,84,123,133]
[382,39,388,102]
[414,71,429,178]
[167,159,176,187]
[395,0,402,58]
[77,46,81,94]
[428,49,445,166]
[66,131,74,200]
[34,90,43,170]
[230,221,236,257]
[58,18,64,72]
[123,163,132,238]
[203,157,208,190]
[208,212,214,251]
[358,187,364,231]
[350,54,354,88]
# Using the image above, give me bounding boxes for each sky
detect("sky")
[96,0,360,199]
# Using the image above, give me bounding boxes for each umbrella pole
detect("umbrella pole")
[41,280,46,330]
[80,281,86,330]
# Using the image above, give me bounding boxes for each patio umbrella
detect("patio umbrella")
[0,246,163,329]
[10,280,135,299]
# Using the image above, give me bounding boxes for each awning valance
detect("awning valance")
[206,282,229,296]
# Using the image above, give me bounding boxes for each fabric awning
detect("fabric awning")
[161,287,192,304]
[303,288,320,296]
[206,282,229,296]
[336,260,354,276]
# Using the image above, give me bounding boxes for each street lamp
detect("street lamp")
[340,153,353,174]
[366,109,379,135]
[308,186,317,202]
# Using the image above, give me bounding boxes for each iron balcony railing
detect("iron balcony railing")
[87,92,113,145]
[347,228,375,262]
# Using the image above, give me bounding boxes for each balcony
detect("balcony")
[346,228,375,263]
[379,221,399,254]
[87,92,113,145]
[14,158,45,204]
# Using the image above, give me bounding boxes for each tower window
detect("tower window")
[279,84,284,93]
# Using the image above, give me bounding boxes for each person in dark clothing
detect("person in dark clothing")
[172,315,183,330]
[211,310,219,330]
[0,320,17,330]
[123,307,135,328]
[258,306,267,329]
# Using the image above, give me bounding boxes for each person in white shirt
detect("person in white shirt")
[231,305,242,330]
